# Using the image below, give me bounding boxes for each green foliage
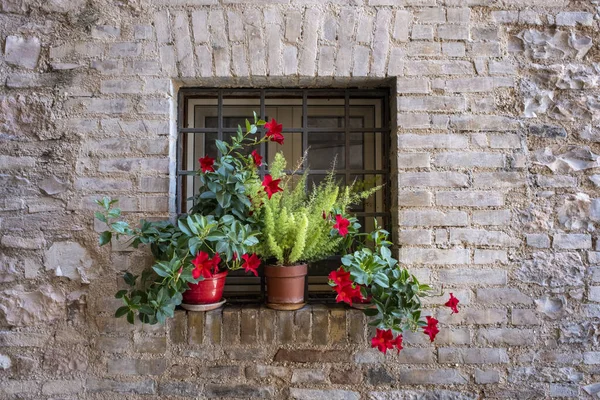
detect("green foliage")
[94,112,269,325]
[255,153,380,266]
[95,198,260,324]
[338,225,432,334]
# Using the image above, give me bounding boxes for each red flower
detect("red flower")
[334,283,362,306]
[423,316,439,342]
[333,214,350,237]
[445,293,460,314]
[262,174,283,199]
[371,329,394,354]
[199,155,215,173]
[391,334,403,354]
[265,118,284,145]
[191,251,214,279]
[322,210,327,219]
[241,253,261,277]
[251,150,263,167]
[211,252,221,274]
[328,268,351,287]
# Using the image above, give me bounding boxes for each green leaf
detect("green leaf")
[111,221,130,234]
[115,306,129,318]
[123,272,137,286]
[99,231,112,246]
[177,220,192,237]
[363,308,379,317]
[126,311,135,324]
[107,208,121,218]
[95,212,107,223]
[115,290,128,299]
[215,140,228,155]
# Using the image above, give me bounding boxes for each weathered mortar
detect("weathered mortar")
[0,0,599,398]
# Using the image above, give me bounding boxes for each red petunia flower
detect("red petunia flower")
[265,118,284,145]
[371,329,394,354]
[241,253,261,277]
[334,283,362,306]
[423,316,439,342]
[445,293,460,314]
[333,214,350,237]
[199,155,215,173]
[251,150,263,167]
[391,334,403,354]
[262,174,283,199]
[191,251,214,279]
[328,268,351,287]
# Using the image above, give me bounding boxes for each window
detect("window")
[177,88,391,302]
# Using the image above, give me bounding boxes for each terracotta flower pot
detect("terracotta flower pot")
[264,264,307,310]
[182,270,228,305]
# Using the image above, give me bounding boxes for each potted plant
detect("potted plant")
[94,113,284,323]
[255,153,378,310]
[328,224,461,353]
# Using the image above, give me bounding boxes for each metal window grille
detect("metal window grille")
[177,88,391,303]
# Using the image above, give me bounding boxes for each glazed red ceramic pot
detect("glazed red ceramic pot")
[182,270,228,304]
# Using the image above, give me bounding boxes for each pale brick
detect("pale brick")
[473,172,524,188]
[447,8,470,24]
[290,388,359,400]
[1,235,46,250]
[398,230,432,245]
[0,332,50,347]
[371,9,392,77]
[191,11,209,43]
[438,25,469,40]
[86,378,155,394]
[291,369,328,384]
[398,190,432,206]
[437,191,503,207]
[400,210,468,227]
[511,309,540,325]
[399,96,466,112]
[411,25,434,40]
[298,9,320,76]
[399,248,469,265]
[109,42,141,57]
[475,369,500,384]
[491,11,518,23]
[407,42,441,57]
[442,42,466,57]
[335,9,355,76]
[477,288,532,304]
[397,113,429,129]
[283,46,298,75]
[4,36,41,69]
[438,269,507,285]
[108,358,167,375]
[393,11,411,42]
[518,10,543,25]
[317,46,335,77]
[553,234,592,249]
[535,175,577,188]
[434,152,504,168]
[489,60,516,75]
[450,229,519,247]
[489,134,521,149]
[154,10,171,43]
[399,134,468,149]
[100,79,142,94]
[474,249,508,264]
[556,12,594,26]
[173,12,195,77]
[438,308,507,325]
[75,178,132,191]
[397,153,430,168]
[526,234,550,248]
[398,369,468,384]
[406,61,474,76]
[473,210,511,226]
[469,42,501,57]
[415,8,445,24]
[134,25,153,40]
[399,172,468,188]
[285,11,303,42]
[451,116,520,131]
[353,46,370,76]
[92,25,120,39]
[440,77,494,92]
[477,328,533,346]
[589,287,600,303]
[439,348,508,364]
[0,156,36,169]
[42,380,83,395]
[387,47,404,76]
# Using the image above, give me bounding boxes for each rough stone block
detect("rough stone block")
[4,36,41,69]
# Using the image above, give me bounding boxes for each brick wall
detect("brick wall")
[0,0,599,398]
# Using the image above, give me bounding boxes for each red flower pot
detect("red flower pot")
[182,270,228,305]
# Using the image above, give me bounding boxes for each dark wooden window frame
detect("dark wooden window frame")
[177,88,391,303]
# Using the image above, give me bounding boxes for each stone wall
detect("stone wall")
[0,0,599,398]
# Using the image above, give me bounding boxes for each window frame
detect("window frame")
[176,88,392,303]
